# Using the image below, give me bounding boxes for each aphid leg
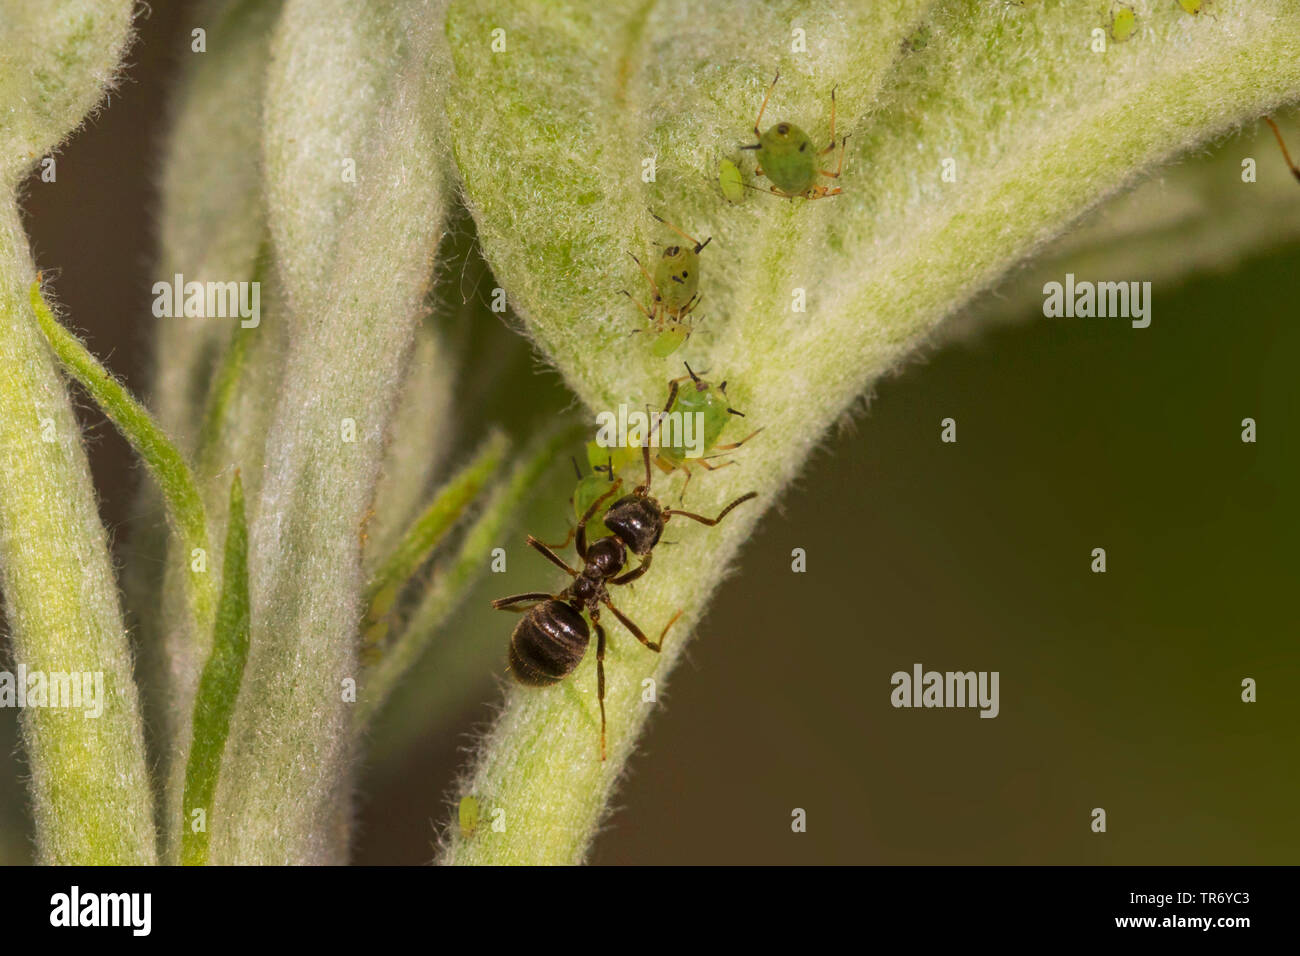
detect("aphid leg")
[804,185,843,201]
[527,536,580,576]
[677,292,701,321]
[593,616,608,761]
[694,457,736,472]
[713,425,766,451]
[536,525,577,551]
[621,289,657,322]
[575,479,624,558]
[664,490,759,527]
[818,134,850,178]
[819,85,838,154]
[1265,117,1300,183]
[610,552,652,585]
[675,462,695,503]
[651,212,712,255]
[491,591,556,611]
[753,70,780,139]
[628,251,663,303]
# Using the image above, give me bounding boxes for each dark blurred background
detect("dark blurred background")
[2,2,1295,865]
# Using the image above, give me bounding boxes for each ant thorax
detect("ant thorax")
[584,535,626,578]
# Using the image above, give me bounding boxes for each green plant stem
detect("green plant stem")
[31,281,216,636]
[363,429,509,627]
[181,473,250,866]
[0,201,154,863]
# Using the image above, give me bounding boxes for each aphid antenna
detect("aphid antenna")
[650,211,712,254]
[1264,116,1300,183]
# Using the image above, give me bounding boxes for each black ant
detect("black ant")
[491,443,757,759]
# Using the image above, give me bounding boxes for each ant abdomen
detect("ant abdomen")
[508,600,589,685]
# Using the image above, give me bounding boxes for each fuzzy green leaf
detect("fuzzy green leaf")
[443,0,1300,864]
[210,0,453,864]
[0,204,154,864]
[0,0,134,188]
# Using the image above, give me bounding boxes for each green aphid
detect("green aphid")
[623,212,711,356]
[458,796,480,838]
[538,455,619,552]
[594,363,764,500]
[571,457,617,540]
[901,25,930,52]
[651,326,690,357]
[719,158,746,203]
[1175,0,1204,13]
[741,70,848,201]
[1109,3,1137,41]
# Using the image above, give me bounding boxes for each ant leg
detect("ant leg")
[603,599,682,653]
[576,479,623,558]
[527,536,579,576]
[819,85,838,154]
[636,442,654,496]
[491,592,555,611]
[650,212,712,255]
[664,490,758,526]
[593,617,607,761]
[610,552,652,585]
[1265,117,1300,183]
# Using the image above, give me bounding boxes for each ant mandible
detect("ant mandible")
[492,442,757,759]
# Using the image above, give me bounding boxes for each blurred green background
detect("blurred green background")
[1,2,1295,865]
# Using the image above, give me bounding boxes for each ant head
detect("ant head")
[602,493,664,556]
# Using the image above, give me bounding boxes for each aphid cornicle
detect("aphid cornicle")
[741,70,848,200]
[492,447,757,759]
